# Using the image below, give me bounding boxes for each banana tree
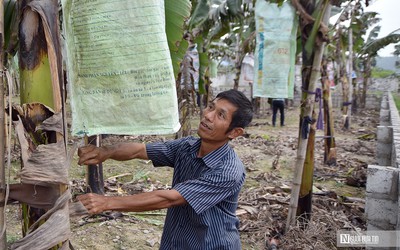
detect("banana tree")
[18,0,64,234]
[165,0,192,137]
[331,3,379,124]
[336,0,363,129]
[175,34,196,138]
[216,2,257,91]
[0,0,190,248]
[0,0,70,248]
[1,0,18,247]
[349,11,380,112]
[174,0,245,135]
[286,0,332,231]
[188,0,245,94]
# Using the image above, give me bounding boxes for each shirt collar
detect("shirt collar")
[188,137,231,168]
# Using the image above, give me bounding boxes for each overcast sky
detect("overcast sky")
[365,0,400,57]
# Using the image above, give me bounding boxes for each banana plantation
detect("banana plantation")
[1,0,399,249]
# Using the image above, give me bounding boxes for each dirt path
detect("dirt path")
[6,107,377,249]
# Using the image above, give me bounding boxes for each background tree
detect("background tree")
[350,11,380,113]
[188,0,250,94]
[358,28,400,106]
[393,43,400,69]
[0,0,5,246]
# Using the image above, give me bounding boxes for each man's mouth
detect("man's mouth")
[201,121,212,130]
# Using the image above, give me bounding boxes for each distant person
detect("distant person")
[272,98,285,127]
[77,89,254,250]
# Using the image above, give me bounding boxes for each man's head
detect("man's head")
[197,89,253,144]
[215,89,253,132]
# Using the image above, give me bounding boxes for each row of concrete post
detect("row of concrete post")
[367,92,400,249]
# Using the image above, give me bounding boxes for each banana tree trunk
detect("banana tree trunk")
[176,50,193,138]
[0,80,5,250]
[286,0,330,231]
[341,73,351,128]
[197,41,210,117]
[233,32,242,90]
[335,27,351,129]
[361,58,371,107]
[18,0,65,243]
[321,57,336,165]
[346,26,354,124]
[352,78,358,114]
[340,26,353,129]
[0,1,6,247]
[297,110,317,225]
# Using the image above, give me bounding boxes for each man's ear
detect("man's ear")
[228,127,244,140]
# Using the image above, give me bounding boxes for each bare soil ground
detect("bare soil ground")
[5,106,377,250]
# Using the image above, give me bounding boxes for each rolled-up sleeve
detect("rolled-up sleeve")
[146,137,188,167]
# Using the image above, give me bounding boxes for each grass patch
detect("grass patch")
[6,234,20,245]
[392,93,400,111]
[315,179,365,198]
[371,67,396,78]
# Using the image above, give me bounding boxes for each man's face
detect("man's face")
[197,98,237,142]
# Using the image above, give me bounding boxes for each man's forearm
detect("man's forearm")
[108,189,186,212]
[78,189,187,214]
[105,142,148,161]
[78,142,148,165]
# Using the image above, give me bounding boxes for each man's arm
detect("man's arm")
[78,142,148,165]
[77,189,187,214]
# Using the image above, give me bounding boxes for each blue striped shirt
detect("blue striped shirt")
[146,136,245,250]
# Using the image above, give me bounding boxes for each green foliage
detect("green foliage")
[4,0,18,54]
[351,13,380,53]
[186,0,252,92]
[133,170,151,183]
[371,67,396,78]
[392,93,400,111]
[197,50,209,93]
[7,235,19,245]
[165,0,191,78]
[360,28,400,57]
[261,134,271,140]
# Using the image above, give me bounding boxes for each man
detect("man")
[271,98,285,127]
[77,89,254,250]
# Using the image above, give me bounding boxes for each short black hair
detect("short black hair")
[215,89,253,132]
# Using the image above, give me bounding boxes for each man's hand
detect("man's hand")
[77,193,109,215]
[78,144,109,165]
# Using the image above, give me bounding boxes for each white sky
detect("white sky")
[365,0,400,56]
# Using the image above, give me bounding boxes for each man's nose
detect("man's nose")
[204,109,215,121]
